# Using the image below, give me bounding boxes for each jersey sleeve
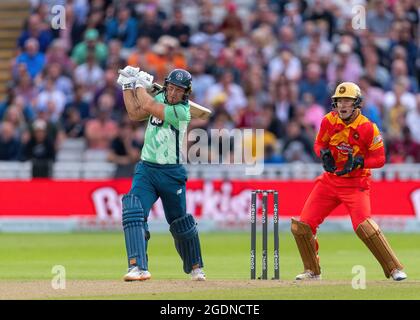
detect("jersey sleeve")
[368,123,384,151]
[164,104,191,129]
[364,123,385,168]
[314,116,332,157]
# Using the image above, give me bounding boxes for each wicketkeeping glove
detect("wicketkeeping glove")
[335,152,364,176]
[320,149,337,173]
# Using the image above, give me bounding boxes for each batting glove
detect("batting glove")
[135,71,154,90]
[122,66,140,77]
[117,74,137,90]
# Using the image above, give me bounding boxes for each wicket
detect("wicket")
[250,190,279,280]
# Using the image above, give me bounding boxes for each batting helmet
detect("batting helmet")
[163,69,192,103]
[331,82,363,109]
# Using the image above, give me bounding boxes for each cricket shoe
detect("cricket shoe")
[190,268,206,281]
[123,266,151,281]
[390,269,407,281]
[295,270,321,281]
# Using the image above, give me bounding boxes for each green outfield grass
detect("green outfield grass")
[0,232,419,299]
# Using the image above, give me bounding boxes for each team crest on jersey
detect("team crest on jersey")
[150,116,163,126]
[353,132,359,140]
[336,142,353,154]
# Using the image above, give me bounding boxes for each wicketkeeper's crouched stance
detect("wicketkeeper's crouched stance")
[291,82,407,281]
[117,66,205,281]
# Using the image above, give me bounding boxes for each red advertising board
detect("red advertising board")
[0,179,419,220]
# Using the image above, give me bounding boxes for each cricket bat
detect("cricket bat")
[118,69,212,120]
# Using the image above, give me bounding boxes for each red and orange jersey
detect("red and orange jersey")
[314,111,385,178]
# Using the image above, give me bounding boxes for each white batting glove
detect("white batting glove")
[122,66,140,77]
[117,66,140,90]
[117,74,137,90]
[135,71,154,90]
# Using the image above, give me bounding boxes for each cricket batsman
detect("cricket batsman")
[291,82,407,281]
[116,66,205,281]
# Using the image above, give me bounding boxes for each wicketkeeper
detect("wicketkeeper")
[291,82,407,281]
[117,66,205,281]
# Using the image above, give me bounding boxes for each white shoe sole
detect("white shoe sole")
[123,274,151,281]
[191,277,206,281]
[295,275,321,281]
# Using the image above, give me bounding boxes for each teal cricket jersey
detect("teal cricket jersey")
[141,92,191,164]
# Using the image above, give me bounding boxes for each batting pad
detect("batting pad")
[356,218,404,278]
[291,218,321,275]
[169,214,204,274]
[122,194,148,270]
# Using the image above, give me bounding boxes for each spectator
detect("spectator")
[45,39,75,74]
[367,0,394,40]
[0,121,21,160]
[274,79,297,124]
[219,2,244,44]
[383,79,417,115]
[15,38,45,80]
[106,39,126,69]
[167,7,191,48]
[127,36,154,70]
[189,61,216,107]
[21,119,56,177]
[36,77,66,123]
[190,21,225,59]
[205,70,247,116]
[44,62,74,104]
[71,28,108,66]
[137,6,165,42]
[360,45,390,89]
[298,63,328,106]
[85,93,118,150]
[304,0,335,40]
[406,94,420,144]
[282,120,315,163]
[17,14,53,53]
[62,107,85,139]
[387,58,418,92]
[74,51,105,90]
[387,126,420,163]
[2,0,418,168]
[268,46,302,82]
[327,42,362,86]
[93,69,124,114]
[300,93,326,133]
[105,7,138,48]
[2,106,29,141]
[13,72,38,113]
[145,36,187,82]
[108,121,141,178]
[63,84,91,121]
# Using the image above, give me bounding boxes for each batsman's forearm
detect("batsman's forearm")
[135,87,165,119]
[123,90,149,121]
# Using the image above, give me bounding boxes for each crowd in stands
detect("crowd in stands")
[0,0,419,177]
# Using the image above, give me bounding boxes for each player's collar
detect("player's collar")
[336,110,362,129]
